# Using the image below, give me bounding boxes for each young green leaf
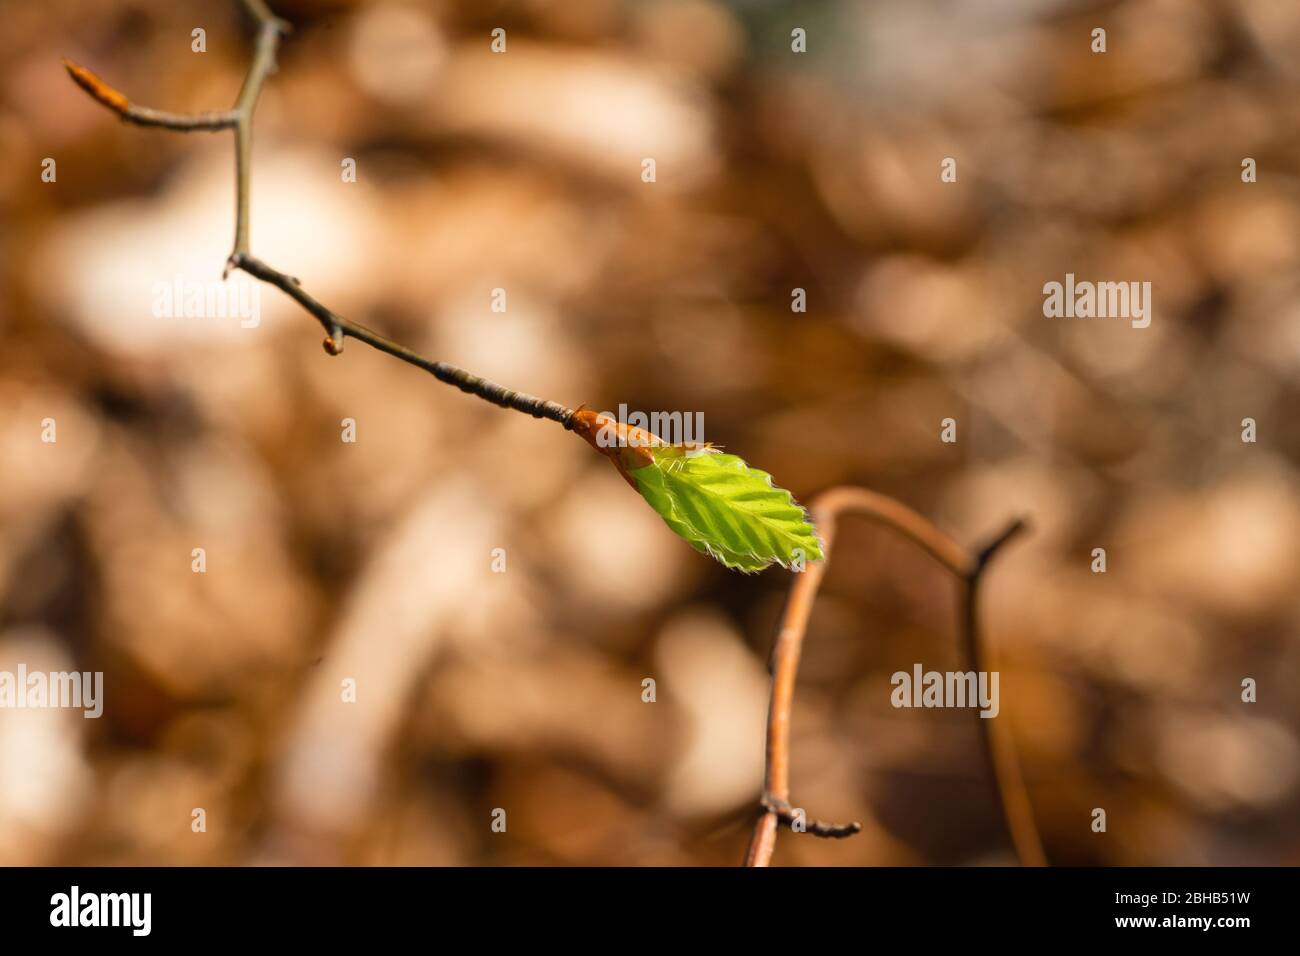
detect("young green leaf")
[628,448,823,573]
[566,408,822,573]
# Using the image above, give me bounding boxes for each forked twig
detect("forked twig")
[744,487,1045,867]
[63,0,576,428]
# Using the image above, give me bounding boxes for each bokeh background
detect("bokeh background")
[1,0,1298,866]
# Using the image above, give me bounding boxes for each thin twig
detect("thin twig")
[63,1,576,429]
[234,254,574,422]
[760,795,861,839]
[63,60,238,130]
[228,0,289,263]
[744,487,1044,867]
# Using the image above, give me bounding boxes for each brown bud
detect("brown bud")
[63,59,130,115]
[569,407,658,488]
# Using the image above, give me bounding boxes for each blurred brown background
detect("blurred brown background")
[1,0,1298,865]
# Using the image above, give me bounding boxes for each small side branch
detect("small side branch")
[63,60,238,131]
[760,794,861,839]
[744,488,1044,867]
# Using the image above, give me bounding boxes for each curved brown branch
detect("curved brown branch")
[744,487,1045,867]
[63,1,576,429]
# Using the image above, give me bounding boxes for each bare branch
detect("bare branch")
[745,489,1044,867]
[960,517,1046,868]
[63,3,575,430]
[228,6,289,261]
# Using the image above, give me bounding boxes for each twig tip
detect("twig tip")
[63,57,129,114]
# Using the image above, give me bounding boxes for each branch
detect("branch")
[228,0,290,262]
[234,254,574,422]
[63,1,576,429]
[744,487,1045,867]
[760,795,861,839]
[960,518,1046,867]
[62,60,238,131]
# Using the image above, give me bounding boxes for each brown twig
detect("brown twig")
[63,0,576,429]
[63,59,238,130]
[227,0,290,264]
[744,487,1045,867]
[760,794,861,838]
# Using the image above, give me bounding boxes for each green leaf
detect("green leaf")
[628,449,824,573]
